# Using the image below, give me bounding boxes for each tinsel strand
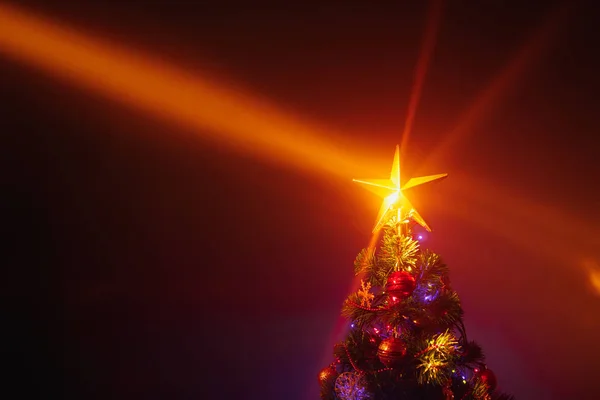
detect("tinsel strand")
[373,367,395,373]
[342,343,395,375]
[413,343,442,358]
[347,299,394,312]
[343,343,363,373]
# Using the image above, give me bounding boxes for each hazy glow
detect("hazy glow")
[590,270,600,295]
[400,0,443,157]
[433,173,600,287]
[583,259,600,295]
[0,3,376,180]
[422,1,574,168]
[0,2,580,243]
[386,192,400,206]
[1,3,592,283]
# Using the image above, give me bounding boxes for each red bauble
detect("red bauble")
[318,364,337,385]
[386,271,416,302]
[476,368,497,391]
[377,337,407,368]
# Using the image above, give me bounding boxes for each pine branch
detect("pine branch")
[354,247,376,275]
[462,340,486,366]
[415,250,449,286]
[380,297,421,329]
[341,293,382,328]
[472,378,492,400]
[414,330,461,385]
[431,290,464,325]
[319,371,337,400]
[378,227,420,272]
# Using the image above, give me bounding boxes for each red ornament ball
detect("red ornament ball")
[386,271,416,302]
[377,337,407,368]
[476,368,497,391]
[318,364,337,386]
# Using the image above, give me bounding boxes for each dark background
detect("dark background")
[2,1,600,399]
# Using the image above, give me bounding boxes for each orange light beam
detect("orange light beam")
[450,173,600,251]
[422,1,574,168]
[0,3,378,180]
[431,172,600,275]
[400,0,444,158]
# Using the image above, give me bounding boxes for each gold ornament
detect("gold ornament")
[353,145,447,232]
[357,279,375,307]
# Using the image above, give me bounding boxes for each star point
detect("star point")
[354,145,447,233]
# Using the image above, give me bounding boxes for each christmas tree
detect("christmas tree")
[319,146,513,400]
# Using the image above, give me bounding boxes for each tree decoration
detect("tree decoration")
[443,379,455,400]
[320,146,512,400]
[353,146,447,232]
[475,367,498,391]
[386,270,416,303]
[334,372,372,400]
[318,363,338,400]
[415,330,459,385]
[357,279,375,307]
[471,377,494,400]
[377,336,407,368]
[318,364,338,386]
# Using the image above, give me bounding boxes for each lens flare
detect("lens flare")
[583,259,600,296]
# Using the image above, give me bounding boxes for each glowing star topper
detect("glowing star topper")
[353,145,447,232]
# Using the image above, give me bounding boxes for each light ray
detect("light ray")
[439,173,600,268]
[400,0,444,157]
[0,3,378,180]
[422,1,574,169]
